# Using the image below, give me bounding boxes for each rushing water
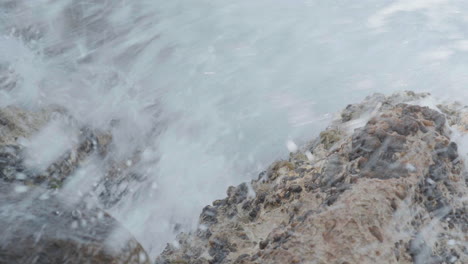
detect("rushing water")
[2,0,468,258]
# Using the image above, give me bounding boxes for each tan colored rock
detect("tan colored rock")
[0,106,53,145]
[157,91,467,264]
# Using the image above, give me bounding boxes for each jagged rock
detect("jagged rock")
[0,105,141,207]
[156,91,467,264]
[0,106,149,263]
[0,184,149,264]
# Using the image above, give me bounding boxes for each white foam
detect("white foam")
[305,151,314,162]
[287,140,298,153]
[20,119,79,172]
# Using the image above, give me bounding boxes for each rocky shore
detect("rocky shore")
[0,106,149,264]
[0,91,466,263]
[156,91,467,264]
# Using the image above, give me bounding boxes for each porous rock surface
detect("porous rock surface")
[0,106,149,264]
[157,91,467,264]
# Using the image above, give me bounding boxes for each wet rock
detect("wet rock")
[368,226,384,243]
[157,92,468,264]
[341,104,361,122]
[288,184,303,193]
[200,206,218,225]
[254,192,267,204]
[228,183,249,204]
[319,130,341,149]
[208,237,233,263]
[0,184,149,264]
[349,129,382,161]
[266,161,295,181]
[0,106,150,263]
[435,141,459,162]
[320,154,344,187]
[248,206,260,221]
[259,239,269,250]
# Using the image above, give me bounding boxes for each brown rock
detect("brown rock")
[152,92,468,264]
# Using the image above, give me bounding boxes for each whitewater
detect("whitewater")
[1,0,468,259]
